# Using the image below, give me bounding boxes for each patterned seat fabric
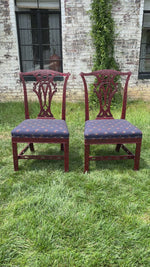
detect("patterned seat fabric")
[84,119,142,139]
[11,119,69,138]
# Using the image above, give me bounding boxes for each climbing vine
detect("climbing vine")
[89,0,119,105]
[90,0,118,70]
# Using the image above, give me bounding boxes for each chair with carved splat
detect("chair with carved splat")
[80,69,142,172]
[11,69,70,172]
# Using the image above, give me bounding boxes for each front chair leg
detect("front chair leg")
[134,141,142,171]
[12,141,19,171]
[84,144,90,173]
[61,143,64,151]
[64,140,69,172]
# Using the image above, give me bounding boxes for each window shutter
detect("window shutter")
[16,0,60,9]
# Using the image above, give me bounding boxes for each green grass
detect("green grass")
[0,100,150,266]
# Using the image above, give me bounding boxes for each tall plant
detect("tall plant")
[89,0,119,105]
[90,0,118,70]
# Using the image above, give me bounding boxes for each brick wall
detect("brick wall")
[0,0,22,101]
[112,0,150,101]
[61,0,93,101]
[0,0,150,102]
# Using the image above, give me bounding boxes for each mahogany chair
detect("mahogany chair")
[11,69,70,172]
[80,69,142,172]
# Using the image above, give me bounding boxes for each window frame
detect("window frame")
[139,10,150,79]
[16,6,63,79]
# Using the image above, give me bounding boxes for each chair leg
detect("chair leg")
[64,140,69,172]
[29,143,34,152]
[134,141,142,171]
[116,144,121,152]
[12,141,18,171]
[84,144,90,173]
[61,143,64,151]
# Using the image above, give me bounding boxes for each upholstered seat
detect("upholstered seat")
[11,119,69,139]
[84,119,142,140]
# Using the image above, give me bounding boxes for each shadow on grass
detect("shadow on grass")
[16,144,149,174]
[16,142,83,172]
[89,146,148,172]
[11,142,148,173]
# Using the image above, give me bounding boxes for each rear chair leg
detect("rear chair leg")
[116,144,121,152]
[64,140,69,172]
[61,143,64,151]
[134,141,142,171]
[29,143,35,152]
[84,144,90,173]
[12,141,18,171]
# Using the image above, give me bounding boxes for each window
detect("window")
[139,0,150,79]
[15,0,62,74]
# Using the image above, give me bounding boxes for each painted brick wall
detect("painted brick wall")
[61,0,93,101]
[112,0,150,101]
[0,0,22,101]
[0,0,150,102]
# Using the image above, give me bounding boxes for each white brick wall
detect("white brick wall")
[0,0,22,101]
[0,0,150,102]
[61,0,93,101]
[112,0,150,100]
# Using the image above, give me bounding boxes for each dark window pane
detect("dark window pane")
[139,11,150,78]
[16,10,62,73]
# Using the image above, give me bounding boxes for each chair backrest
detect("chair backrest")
[20,69,70,120]
[80,69,131,121]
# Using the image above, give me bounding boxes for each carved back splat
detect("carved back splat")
[20,69,70,120]
[80,69,131,121]
[93,72,119,119]
[33,75,57,118]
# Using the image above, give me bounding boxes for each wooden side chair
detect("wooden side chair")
[11,69,70,172]
[80,69,142,172]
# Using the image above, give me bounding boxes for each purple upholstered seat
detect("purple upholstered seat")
[11,119,69,139]
[84,119,142,139]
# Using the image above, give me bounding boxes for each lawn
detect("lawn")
[0,100,150,266]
